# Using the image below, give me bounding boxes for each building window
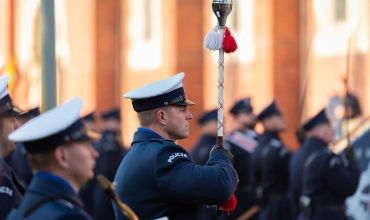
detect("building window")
[334,0,346,21]
[144,0,152,40]
[231,1,238,31]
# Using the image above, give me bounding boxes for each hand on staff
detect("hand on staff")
[209,145,234,164]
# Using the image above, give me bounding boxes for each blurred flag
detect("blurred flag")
[1,54,18,92]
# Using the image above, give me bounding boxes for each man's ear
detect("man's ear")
[54,146,69,169]
[156,109,167,125]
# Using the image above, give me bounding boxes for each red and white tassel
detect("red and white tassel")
[223,27,237,53]
[203,26,223,51]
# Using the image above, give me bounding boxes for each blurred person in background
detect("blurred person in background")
[190,108,218,166]
[223,97,259,220]
[92,108,127,220]
[0,76,25,220]
[190,108,220,220]
[250,100,292,220]
[5,107,40,188]
[326,78,361,140]
[79,111,100,212]
[291,109,360,220]
[82,111,99,133]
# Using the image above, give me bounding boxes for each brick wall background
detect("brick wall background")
[0,0,369,152]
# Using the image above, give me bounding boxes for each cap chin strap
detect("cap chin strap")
[164,95,187,106]
[0,101,15,114]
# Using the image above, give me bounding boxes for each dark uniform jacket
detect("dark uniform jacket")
[250,131,291,220]
[93,130,127,220]
[113,128,238,220]
[0,158,24,220]
[296,139,360,220]
[223,130,258,220]
[6,172,91,220]
[5,143,33,188]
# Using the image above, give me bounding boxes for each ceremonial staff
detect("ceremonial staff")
[296,34,313,144]
[97,174,139,220]
[203,0,237,216]
[343,40,355,157]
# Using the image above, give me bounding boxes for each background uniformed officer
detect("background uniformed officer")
[93,108,127,220]
[0,76,24,220]
[114,72,238,220]
[292,108,361,220]
[79,111,99,212]
[6,97,100,220]
[81,111,99,133]
[5,107,40,188]
[190,108,218,166]
[190,109,222,220]
[223,97,259,220]
[250,100,292,220]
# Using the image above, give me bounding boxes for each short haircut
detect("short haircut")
[137,106,172,127]
[27,141,77,171]
[28,149,55,171]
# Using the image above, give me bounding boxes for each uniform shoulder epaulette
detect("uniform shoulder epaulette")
[269,138,282,148]
[317,149,341,168]
[150,138,174,144]
[23,194,84,217]
[55,198,76,210]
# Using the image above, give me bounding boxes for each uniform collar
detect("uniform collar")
[132,128,164,145]
[0,158,10,172]
[261,130,279,139]
[302,137,328,150]
[32,172,76,195]
[137,127,162,137]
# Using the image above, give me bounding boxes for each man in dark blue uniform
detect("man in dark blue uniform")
[93,108,127,220]
[223,97,258,220]
[0,76,25,220]
[114,72,238,220]
[290,108,361,220]
[191,108,218,166]
[251,100,291,220]
[6,98,100,220]
[5,107,40,188]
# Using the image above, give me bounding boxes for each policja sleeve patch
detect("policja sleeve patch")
[167,153,188,163]
[0,186,13,196]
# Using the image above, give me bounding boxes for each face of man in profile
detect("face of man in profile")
[63,141,99,186]
[0,116,20,157]
[164,106,193,141]
[263,114,286,132]
[313,122,335,144]
[236,112,256,130]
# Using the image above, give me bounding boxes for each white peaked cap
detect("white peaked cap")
[123,72,195,112]
[123,72,185,99]
[9,97,83,142]
[0,76,10,99]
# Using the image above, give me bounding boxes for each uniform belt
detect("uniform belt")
[236,185,253,192]
[313,203,344,211]
[266,192,287,200]
[259,192,288,207]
